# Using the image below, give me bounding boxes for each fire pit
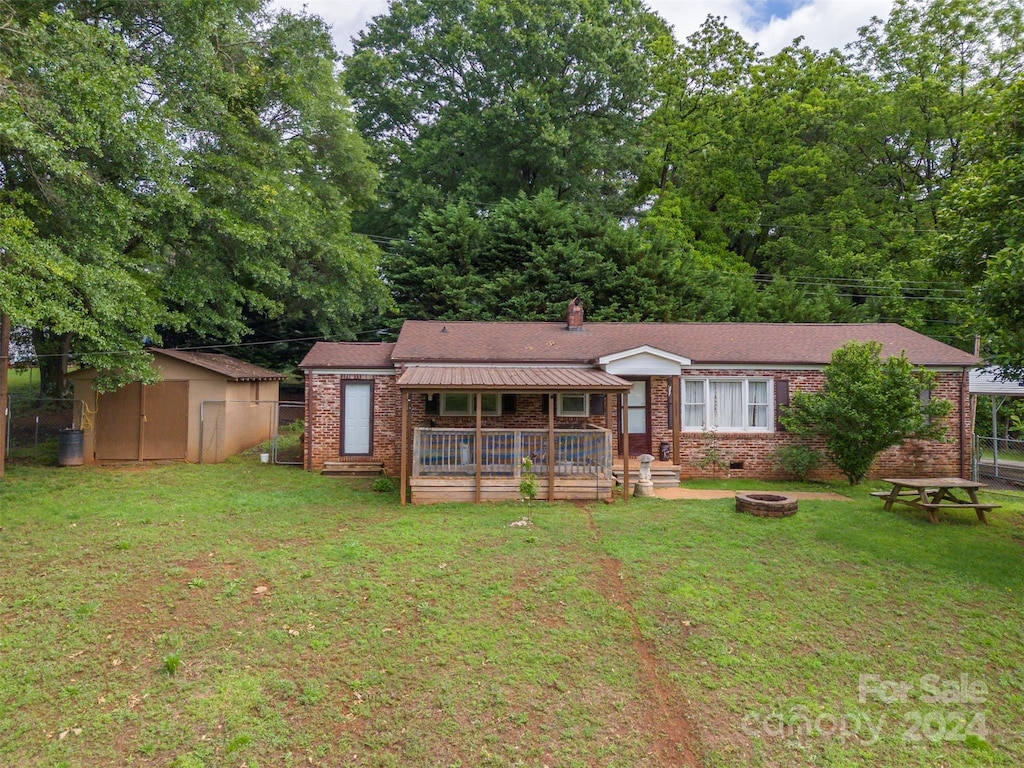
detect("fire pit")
[735,492,798,518]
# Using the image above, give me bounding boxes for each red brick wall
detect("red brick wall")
[306,367,972,483]
[651,369,970,482]
[305,372,401,475]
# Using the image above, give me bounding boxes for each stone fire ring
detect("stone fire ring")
[735,492,798,518]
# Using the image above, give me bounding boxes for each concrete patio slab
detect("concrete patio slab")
[653,487,853,501]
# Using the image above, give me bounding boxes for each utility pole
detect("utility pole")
[0,313,9,480]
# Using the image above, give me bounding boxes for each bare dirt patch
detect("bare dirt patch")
[583,507,702,767]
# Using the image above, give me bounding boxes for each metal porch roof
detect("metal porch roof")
[396,366,632,391]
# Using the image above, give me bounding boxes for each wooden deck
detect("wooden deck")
[408,426,616,504]
[410,475,615,504]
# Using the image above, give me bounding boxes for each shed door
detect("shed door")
[342,382,372,455]
[141,381,188,460]
[95,382,142,461]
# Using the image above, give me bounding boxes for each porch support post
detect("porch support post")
[547,392,556,502]
[605,390,614,448]
[672,374,681,466]
[399,391,409,505]
[622,392,630,504]
[475,392,483,503]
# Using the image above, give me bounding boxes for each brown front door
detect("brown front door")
[622,379,651,456]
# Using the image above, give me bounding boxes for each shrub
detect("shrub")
[519,457,537,503]
[782,341,951,484]
[769,444,821,481]
[372,475,396,493]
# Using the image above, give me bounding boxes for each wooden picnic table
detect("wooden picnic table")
[874,477,1000,524]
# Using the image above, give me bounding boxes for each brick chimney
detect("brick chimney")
[566,297,584,331]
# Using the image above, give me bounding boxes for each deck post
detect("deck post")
[672,374,681,466]
[622,393,630,504]
[514,429,523,478]
[475,393,482,503]
[547,393,556,502]
[400,392,409,505]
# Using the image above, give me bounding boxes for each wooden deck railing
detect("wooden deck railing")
[412,427,613,478]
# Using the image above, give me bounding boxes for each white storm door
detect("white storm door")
[343,382,372,455]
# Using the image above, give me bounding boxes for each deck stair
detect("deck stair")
[611,461,680,488]
[322,461,385,477]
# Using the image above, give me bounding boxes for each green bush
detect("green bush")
[372,475,396,493]
[769,444,821,481]
[782,341,951,484]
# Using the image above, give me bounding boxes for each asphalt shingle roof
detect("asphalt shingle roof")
[299,342,397,369]
[390,321,978,367]
[154,348,285,381]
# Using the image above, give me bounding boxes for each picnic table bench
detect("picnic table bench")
[878,478,1000,524]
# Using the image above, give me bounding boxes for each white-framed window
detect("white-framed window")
[441,392,501,416]
[682,378,772,432]
[682,380,706,429]
[557,392,589,417]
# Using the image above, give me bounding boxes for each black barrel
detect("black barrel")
[58,428,84,466]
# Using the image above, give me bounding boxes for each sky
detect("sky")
[274,0,894,58]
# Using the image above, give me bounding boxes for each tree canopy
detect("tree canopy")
[383,190,738,323]
[936,80,1024,380]
[1,0,388,392]
[345,0,671,235]
[347,0,1024,356]
[5,0,1024,394]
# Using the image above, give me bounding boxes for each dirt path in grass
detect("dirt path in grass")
[584,506,702,768]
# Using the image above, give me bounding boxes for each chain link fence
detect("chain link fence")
[973,434,1024,490]
[5,396,80,464]
[196,399,305,465]
[273,401,304,465]
[4,396,304,468]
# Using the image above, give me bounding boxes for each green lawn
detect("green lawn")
[7,367,41,398]
[1,462,1022,767]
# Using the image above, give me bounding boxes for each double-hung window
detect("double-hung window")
[557,393,589,417]
[682,379,771,432]
[440,393,501,416]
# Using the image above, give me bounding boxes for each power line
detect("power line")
[23,326,400,360]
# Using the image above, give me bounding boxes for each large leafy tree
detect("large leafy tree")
[1,6,169,394]
[345,0,670,236]
[782,340,951,484]
[383,190,740,323]
[637,1,1022,336]
[935,80,1024,379]
[150,9,387,347]
[851,0,1024,217]
[844,0,1024,340]
[1,1,387,393]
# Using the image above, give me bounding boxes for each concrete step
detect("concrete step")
[322,461,385,477]
[611,466,680,488]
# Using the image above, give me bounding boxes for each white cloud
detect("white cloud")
[744,0,893,53]
[272,0,389,53]
[651,0,892,55]
[272,0,893,58]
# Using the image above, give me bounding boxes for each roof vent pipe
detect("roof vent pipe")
[566,297,584,331]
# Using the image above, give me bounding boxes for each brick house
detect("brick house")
[299,300,977,504]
